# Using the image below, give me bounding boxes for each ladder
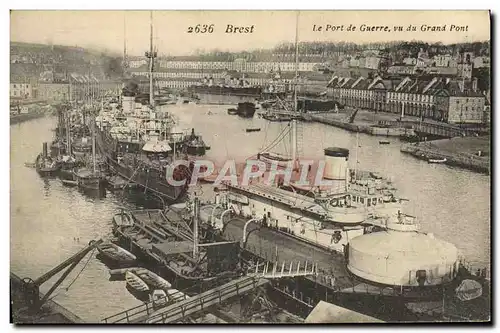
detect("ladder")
[295,120,303,160]
[248,260,317,279]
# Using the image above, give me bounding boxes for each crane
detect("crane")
[21,239,103,311]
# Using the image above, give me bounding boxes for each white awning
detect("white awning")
[142,141,172,153]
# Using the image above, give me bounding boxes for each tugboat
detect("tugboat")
[236,102,257,118]
[35,143,60,177]
[184,128,209,156]
[74,122,106,194]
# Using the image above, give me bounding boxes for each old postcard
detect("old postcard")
[10,10,491,324]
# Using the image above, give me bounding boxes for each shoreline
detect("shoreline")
[10,113,46,125]
[400,137,490,175]
[308,112,490,175]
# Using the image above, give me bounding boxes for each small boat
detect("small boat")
[379,140,390,145]
[167,289,189,302]
[74,168,105,191]
[227,108,238,115]
[150,289,168,308]
[246,128,261,133]
[258,152,293,169]
[262,113,292,122]
[97,242,137,265]
[428,157,447,164]
[134,268,172,291]
[184,129,208,156]
[24,162,36,168]
[125,271,150,297]
[35,153,60,177]
[112,211,134,228]
[61,179,78,187]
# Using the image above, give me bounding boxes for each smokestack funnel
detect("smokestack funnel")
[42,142,48,158]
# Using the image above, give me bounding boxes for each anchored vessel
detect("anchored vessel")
[94,13,194,202]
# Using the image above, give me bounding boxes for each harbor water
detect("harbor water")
[10,105,490,321]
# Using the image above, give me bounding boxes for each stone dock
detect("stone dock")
[10,273,85,324]
[400,136,490,174]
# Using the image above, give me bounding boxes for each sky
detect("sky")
[10,10,490,56]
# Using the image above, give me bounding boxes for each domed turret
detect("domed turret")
[347,216,459,287]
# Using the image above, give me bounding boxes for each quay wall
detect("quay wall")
[10,272,85,324]
[400,143,490,175]
[10,112,45,125]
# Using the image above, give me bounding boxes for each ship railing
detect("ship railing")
[458,257,490,280]
[246,260,318,279]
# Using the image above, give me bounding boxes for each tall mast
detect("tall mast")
[192,197,199,260]
[123,15,127,66]
[291,11,299,164]
[92,121,96,173]
[146,11,156,108]
[354,132,359,180]
[294,11,299,113]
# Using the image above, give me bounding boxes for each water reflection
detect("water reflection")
[10,109,490,322]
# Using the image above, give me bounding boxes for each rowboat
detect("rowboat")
[125,271,149,294]
[167,289,189,302]
[61,179,78,187]
[112,211,134,228]
[428,157,447,164]
[150,289,168,308]
[379,140,390,145]
[246,128,261,133]
[96,242,137,265]
[134,268,172,291]
[258,152,293,169]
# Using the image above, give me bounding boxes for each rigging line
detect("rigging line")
[265,127,291,153]
[260,125,291,153]
[47,248,96,302]
[260,120,290,152]
[259,119,270,151]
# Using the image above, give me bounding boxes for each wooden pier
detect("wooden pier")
[103,275,269,324]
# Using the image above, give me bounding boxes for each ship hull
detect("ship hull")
[195,92,256,105]
[95,127,189,202]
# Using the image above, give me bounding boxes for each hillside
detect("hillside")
[10,41,124,82]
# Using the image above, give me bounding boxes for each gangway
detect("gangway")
[248,260,318,279]
[103,275,268,324]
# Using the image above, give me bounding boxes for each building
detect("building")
[436,79,486,124]
[128,56,148,69]
[328,76,487,124]
[387,65,416,76]
[10,82,33,99]
[328,76,393,112]
[433,54,453,67]
[473,56,490,69]
[457,62,473,80]
[37,83,70,102]
[403,58,417,66]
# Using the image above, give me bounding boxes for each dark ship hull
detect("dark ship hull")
[236,102,256,118]
[297,98,343,112]
[95,126,191,202]
[189,86,262,105]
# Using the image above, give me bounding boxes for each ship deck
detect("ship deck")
[221,217,350,286]
[227,183,366,223]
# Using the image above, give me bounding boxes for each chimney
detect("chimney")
[472,77,478,92]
